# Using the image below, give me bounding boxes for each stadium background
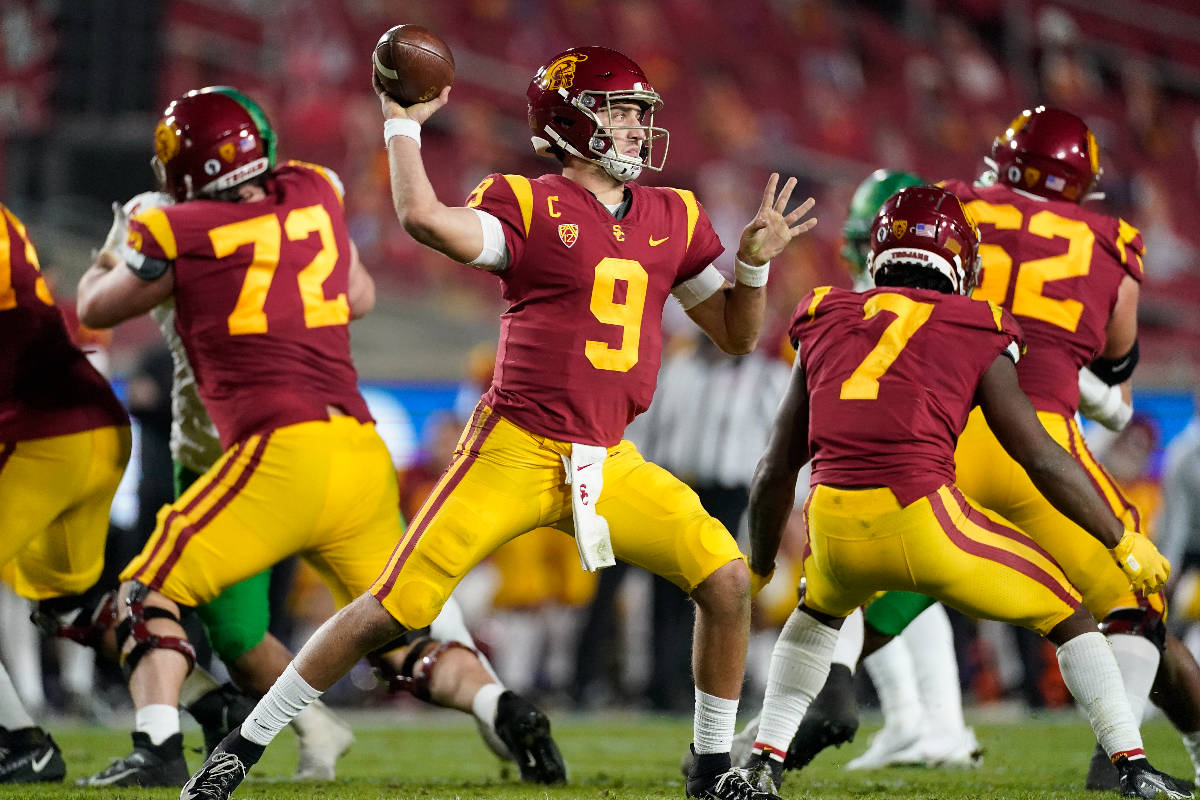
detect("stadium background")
[2,0,1199,711]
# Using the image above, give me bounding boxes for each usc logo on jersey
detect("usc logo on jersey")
[538,53,588,91]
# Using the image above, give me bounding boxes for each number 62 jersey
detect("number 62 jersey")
[467,173,724,447]
[790,285,1024,506]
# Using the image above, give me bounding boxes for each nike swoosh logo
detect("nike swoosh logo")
[31,748,54,773]
[576,463,594,472]
[649,235,669,246]
[87,766,140,785]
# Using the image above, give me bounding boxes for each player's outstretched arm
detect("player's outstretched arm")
[374,78,484,264]
[976,354,1169,592]
[687,174,816,354]
[748,358,812,589]
[77,249,174,329]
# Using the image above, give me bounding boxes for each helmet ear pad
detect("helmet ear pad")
[526,46,668,181]
[868,185,982,296]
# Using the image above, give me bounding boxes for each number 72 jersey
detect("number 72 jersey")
[941,178,1144,417]
[790,286,1024,506]
[124,162,371,448]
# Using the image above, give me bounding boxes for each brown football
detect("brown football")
[373,24,455,105]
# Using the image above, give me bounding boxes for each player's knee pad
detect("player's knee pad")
[114,581,197,678]
[1099,606,1167,653]
[31,585,119,652]
[369,632,476,702]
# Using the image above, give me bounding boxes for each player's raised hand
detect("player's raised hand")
[373,73,450,126]
[736,173,817,267]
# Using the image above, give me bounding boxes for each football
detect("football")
[373,24,455,105]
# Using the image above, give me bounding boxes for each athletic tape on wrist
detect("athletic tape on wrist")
[735,258,770,287]
[384,118,421,148]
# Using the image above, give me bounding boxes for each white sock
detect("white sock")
[471,682,505,730]
[693,689,739,755]
[179,665,222,707]
[0,661,35,730]
[832,608,864,672]
[241,663,322,746]
[903,603,965,735]
[1107,633,1160,724]
[863,637,923,738]
[1057,632,1144,759]
[1180,730,1200,783]
[135,703,180,745]
[756,608,840,756]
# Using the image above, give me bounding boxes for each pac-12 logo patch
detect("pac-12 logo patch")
[558,223,579,248]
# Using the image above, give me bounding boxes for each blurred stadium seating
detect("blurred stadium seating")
[2,0,1197,385]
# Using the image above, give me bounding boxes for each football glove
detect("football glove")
[101,191,173,256]
[1111,531,1170,594]
[749,566,775,598]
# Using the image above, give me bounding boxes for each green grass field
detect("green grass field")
[6,707,1192,800]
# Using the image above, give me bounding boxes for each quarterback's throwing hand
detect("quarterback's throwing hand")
[1111,531,1171,593]
[373,73,450,125]
[736,173,817,266]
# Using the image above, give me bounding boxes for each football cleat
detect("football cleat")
[686,765,781,800]
[0,727,66,784]
[77,731,188,787]
[1087,742,1120,791]
[293,699,355,780]
[1114,755,1195,799]
[186,682,258,758]
[844,721,924,770]
[784,662,860,770]
[181,728,263,800]
[493,690,567,784]
[741,753,783,795]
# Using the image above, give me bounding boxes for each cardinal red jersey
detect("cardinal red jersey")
[941,179,1143,417]
[468,173,723,446]
[126,162,370,448]
[790,286,1023,506]
[0,204,127,442]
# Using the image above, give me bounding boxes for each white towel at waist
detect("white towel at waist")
[561,443,616,572]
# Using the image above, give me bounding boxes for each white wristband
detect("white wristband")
[735,258,770,287]
[384,118,421,148]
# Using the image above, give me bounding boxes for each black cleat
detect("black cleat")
[187,682,258,758]
[687,765,781,800]
[742,752,783,794]
[0,727,65,783]
[1087,742,1120,791]
[77,731,188,787]
[1115,755,1195,799]
[181,728,263,800]
[494,690,567,784]
[784,663,859,770]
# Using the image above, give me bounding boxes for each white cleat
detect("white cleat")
[845,723,923,770]
[292,700,355,780]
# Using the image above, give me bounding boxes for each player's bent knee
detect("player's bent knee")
[692,557,750,610]
[384,576,449,630]
[114,581,197,678]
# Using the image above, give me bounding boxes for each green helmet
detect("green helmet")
[841,169,924,281]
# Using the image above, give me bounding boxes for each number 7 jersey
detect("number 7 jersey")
[790,286,1024,506]
[124,162,371,448]
[467,173,724,446]
[941,179,1144,417]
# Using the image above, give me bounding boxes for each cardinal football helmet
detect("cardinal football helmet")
[989,106,1100,202]
[152,86,278,202]
[868,186,981,296]
[527,46,668,182]
[842,169,925,281]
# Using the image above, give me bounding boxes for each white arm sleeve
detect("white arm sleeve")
[467,208,509,272]
[671,264,726,310]
[1078,366,1133,431]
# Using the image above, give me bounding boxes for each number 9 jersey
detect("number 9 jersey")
[466,173,724,447]
[124,162,371,448]
[940,178,1144,417]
